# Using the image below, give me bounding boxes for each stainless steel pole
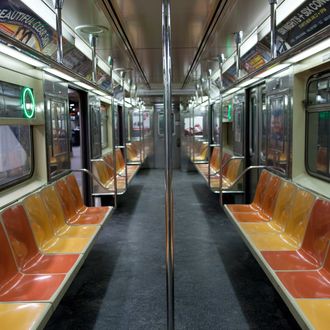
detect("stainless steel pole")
[53,0,64,63]
[162,0,174,329]
[234,31,243,79]
[207,69,212,187]
[269,0,278,59]
[217,56,224,206]
[109,60,117,208]
[89,34,97,83]
[121,71,129,189]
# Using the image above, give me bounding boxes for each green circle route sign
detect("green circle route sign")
[21,87,36,119]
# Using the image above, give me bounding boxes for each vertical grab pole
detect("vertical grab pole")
[269,0,278,59]
[53,0,64,63]
[217,55,225,206]
[121,71,129,190]
[109,56,117,208]
[207,70,212,188]
[162,0,174,329]
[234,31,243,79]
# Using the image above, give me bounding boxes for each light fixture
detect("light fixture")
[44,68,76,82]
[255,63,290,78]
[285,39,330,64]
[74,81,94,90]
[92,89,108,97]
[222,87,240,97]
[0,43,47,68]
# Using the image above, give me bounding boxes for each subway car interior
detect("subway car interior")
[0,0,329,329]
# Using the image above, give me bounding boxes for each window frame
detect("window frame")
[305,72,330,183]
[45,96,71,182]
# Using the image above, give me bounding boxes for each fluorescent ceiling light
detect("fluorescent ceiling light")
[93,89,108,97]
[0,43,47,68]
[255,63,290,78]
[222,55,235,73]
[285,39,330,64]
[44,68,76,82]
[240,33,258,57]
[74,81,94,90]
[222,87,240,97]
[239,77,261,88]
[97,57,110,75]
[75,37,92,60]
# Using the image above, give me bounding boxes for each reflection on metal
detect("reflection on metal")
[217,54,226,90]
[109,60,118,207]
[216,55,224,206]
[108,56,113,84]
[52,168,109,190]
[53,0,64,63]
[162,0,174,329]
[207,69,212,187]
[269,0,278,59]
[75,25,108,83]
[234,31,243,79]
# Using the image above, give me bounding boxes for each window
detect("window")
[0,124,33,189]
[46,98,70,179]
[90,104,102,158]
[100,103,108,149]
[306,73,330,181]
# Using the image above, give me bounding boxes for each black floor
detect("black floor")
[45,169,300,330]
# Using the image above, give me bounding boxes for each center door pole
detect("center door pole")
[162,0,174,329]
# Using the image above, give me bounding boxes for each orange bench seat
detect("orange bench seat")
[2,205,80,274]
[0,302,51,330]
[224,171,330,329]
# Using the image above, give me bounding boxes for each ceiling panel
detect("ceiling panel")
[43,0,278,91]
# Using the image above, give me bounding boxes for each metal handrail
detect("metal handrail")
[209,156,245,176]
[90,158,126,178]
[51,168,111,190]
[91,158,115,171]
[220,165,286,190]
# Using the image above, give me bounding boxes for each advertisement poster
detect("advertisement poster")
[262,0,330,54]
[132,111,142,131]
[241,43,271,74]
[0,0,57,55]
[143,111,151,131]
[0,0,98,84]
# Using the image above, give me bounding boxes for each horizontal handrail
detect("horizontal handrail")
[222,165,286,190]
[90,158,126,177]
[210,156,245,176]
[91,158,115,171]
[51,168,111,190]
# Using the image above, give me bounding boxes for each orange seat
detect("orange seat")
[230,174,282,222]
[262,199,330,270]
[228,171,271,213]
[276,246,330,298]
[127,142,141,162]
[66,174,110,217]
[297,300,330,330]
[241,185,316,251]
[41,185,100,238]
[24,194,91,254]
[1,205,79,274]
[116,149,125,173]
[0,302,51,330]
[55,180,106,225]
[0,224,65,302]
